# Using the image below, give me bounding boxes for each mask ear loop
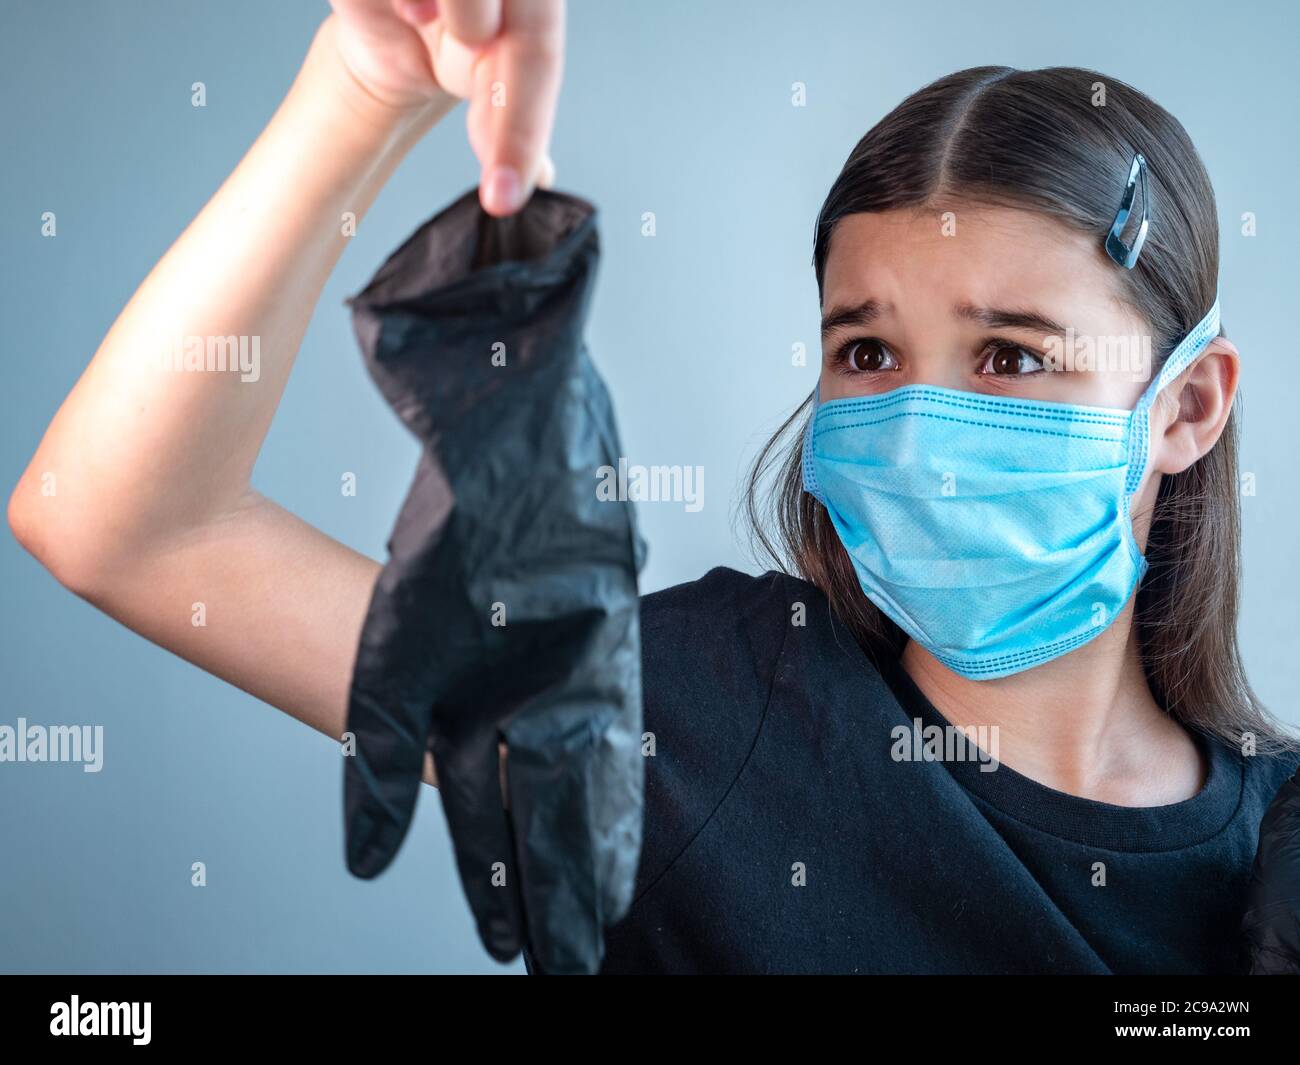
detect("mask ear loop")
[801,382,825,503]
[1123,297,1222,496]
[1103,153,1222,495]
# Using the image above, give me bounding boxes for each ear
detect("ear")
[1149,337,1239,477]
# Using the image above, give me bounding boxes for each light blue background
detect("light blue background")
[2,0,1297,973]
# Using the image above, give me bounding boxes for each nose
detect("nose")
[905,349,972,392]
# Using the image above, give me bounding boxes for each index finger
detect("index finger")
[437,0,503,45]
[478,0,565,215]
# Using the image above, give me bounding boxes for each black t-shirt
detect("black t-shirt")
[526,566,1297,975]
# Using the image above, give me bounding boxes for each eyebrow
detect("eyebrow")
[819,298,886,339]
[820,299,1070,339]
[953,302,1070,336]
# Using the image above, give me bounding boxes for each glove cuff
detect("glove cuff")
[347,187,600,443]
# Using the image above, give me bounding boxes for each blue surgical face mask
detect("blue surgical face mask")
[801,299,1222,679]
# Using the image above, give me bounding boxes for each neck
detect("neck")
[898,600,1206,806]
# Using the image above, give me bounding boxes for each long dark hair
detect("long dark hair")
[744,66,1299,754]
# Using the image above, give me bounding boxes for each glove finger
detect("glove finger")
[504,675,644,975]
[434,729,528,962]
[344,683,437,880]
[343,451,458,878]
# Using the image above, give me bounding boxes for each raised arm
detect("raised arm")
[7,3,564,780]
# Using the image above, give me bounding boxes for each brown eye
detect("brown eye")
[844,339,895,373]
[981,344,1044,376]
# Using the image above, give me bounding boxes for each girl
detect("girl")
[10,1,1297,974]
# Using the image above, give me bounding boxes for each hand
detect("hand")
[329,0,563,215]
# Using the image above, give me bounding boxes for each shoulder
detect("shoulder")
[1238,743,1300,814]
[637,565,826,720]
[639,565,798,650]
[640,563,797,620]
[1200,729,1300,831]
[636,564,804,740]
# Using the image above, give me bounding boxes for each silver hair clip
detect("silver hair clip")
[1105,152,1149,269]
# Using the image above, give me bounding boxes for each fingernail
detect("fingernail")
[399,0,440,24]
[484,165,523,214]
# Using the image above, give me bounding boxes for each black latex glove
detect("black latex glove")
[1240,768,1300,974]
[343,187,646,975]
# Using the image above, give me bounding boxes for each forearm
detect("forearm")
[10,15,455,571]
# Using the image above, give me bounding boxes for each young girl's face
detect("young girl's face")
[818,204,1153,410]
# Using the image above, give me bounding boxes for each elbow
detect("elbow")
[8,472,51,568]
[8,470,115,599]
